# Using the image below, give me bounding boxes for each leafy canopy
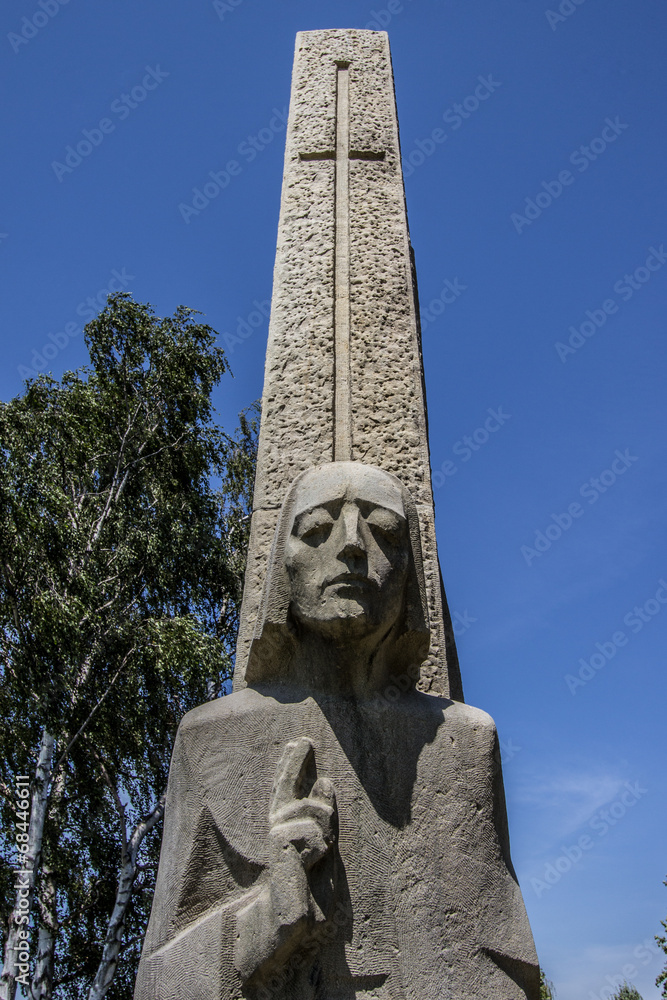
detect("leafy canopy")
[0,293,257,999]
[610,983,643,1000]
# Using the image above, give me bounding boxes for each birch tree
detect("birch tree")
[539,969,555,999]
[657,877,667,998]
[0,294,257,999]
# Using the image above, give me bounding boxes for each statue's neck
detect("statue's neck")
[285,627,394,699]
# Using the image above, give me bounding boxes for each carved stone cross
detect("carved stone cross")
[299,61,385,462]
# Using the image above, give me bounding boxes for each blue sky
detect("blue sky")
[1,0,666,996]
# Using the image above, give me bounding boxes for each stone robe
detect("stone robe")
[134,685,539,1000]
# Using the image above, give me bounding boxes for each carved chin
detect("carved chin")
[292,595,382,637]
[324,594,370,620]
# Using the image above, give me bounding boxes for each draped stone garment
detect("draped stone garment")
[134,686,539,1000]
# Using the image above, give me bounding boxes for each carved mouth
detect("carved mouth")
[325,572,373,589]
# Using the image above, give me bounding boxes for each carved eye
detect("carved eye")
[294,509,334,545]
[365,508,404,545]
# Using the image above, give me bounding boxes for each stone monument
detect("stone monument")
[134,29,540,1000]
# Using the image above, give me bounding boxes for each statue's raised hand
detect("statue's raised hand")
[269,737,337,870]
[234,738,337,985]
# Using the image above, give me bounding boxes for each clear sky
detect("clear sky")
[1,1,666,997]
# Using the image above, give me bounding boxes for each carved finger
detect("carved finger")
[310,776,336,811]
[271,796,335,829]
[269,737,314,821]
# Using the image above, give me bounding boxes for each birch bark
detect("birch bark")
[87,793,166,1000]
[0,731,54,1000]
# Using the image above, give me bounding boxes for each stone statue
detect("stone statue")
[134,463,540,1000]
[134,28,541,1000]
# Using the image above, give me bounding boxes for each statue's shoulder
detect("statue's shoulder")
[446,697,497,732]
[178,687,276,735]
[406,691,498,741]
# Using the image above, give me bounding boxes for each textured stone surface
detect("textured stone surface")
[135,462,540,999]
[135,692,539,1000]
[234,29,461,699]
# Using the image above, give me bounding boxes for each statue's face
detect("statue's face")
[285,464,410,639]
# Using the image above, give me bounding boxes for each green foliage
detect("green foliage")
[610,983,643,999]
[657,876,667,997]
[0,294,257,998]
[540,967,556,998]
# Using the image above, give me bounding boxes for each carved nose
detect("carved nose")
[338,506,366,558]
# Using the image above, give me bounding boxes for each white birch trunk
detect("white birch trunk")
[0,731,54,1000]
[30,870,57,1000]
[87,793,166,1000]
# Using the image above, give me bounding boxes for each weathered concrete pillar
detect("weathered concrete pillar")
[235,29,462,699]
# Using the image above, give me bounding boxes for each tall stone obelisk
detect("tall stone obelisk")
[235,29,462,699]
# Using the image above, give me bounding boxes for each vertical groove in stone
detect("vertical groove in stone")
[334,62,352,462]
